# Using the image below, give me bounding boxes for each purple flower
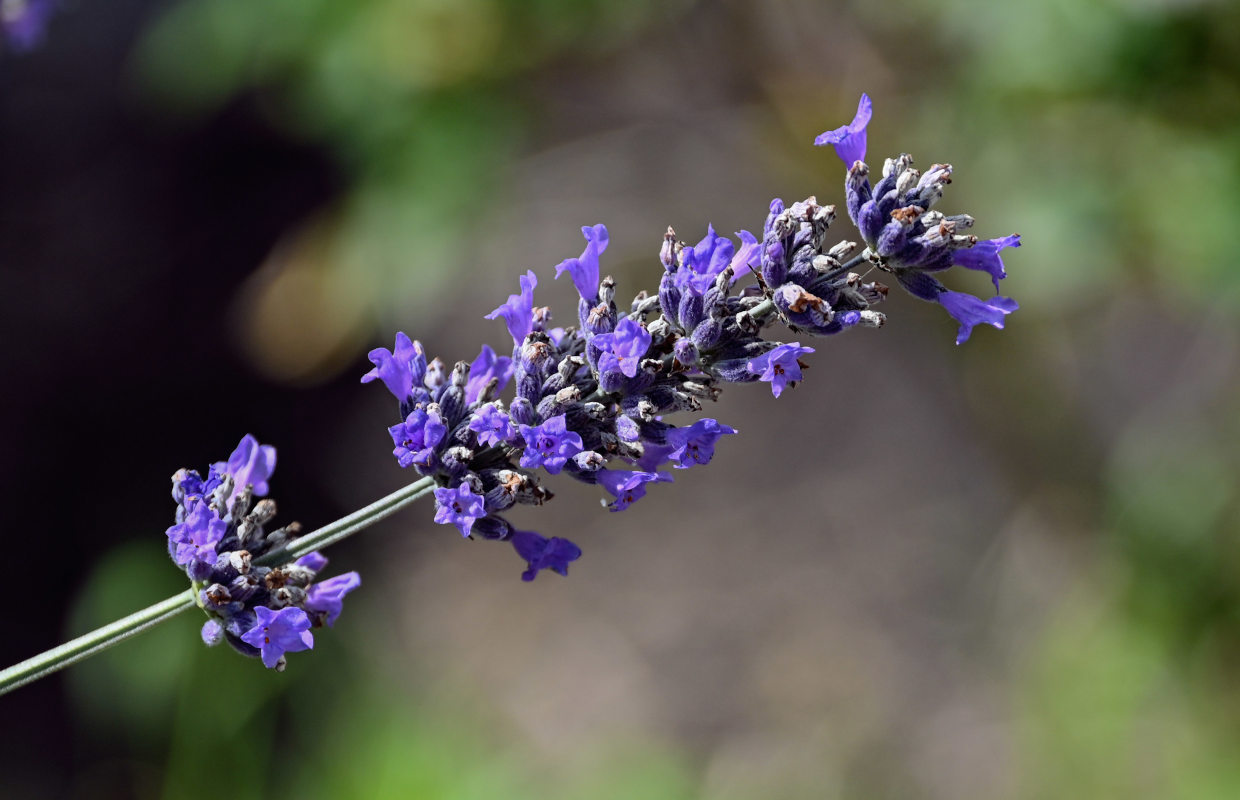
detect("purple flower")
[469,402,516,447]
[434,483,486,537]
[676,225,735,294]
[218,434,277,497]
[814,93,872,167]
[511,530,582,581]
[361,332,426,402]
[593,317,651,379]
[486,271,538,347]
[746,343,815,398]
[937,291,1019,345]
[306,572,361,627]
[597,469,672,512]
[388,406,447,468]
[465,344,514,405]
[519,414,584,475]
[953,234,1022,292]
[240,606,315,669]
[295,551,329,572]
[664,419,737,468]
[166,498,226,568]
[554,224,609,301]
[730,230,762,278]
[2,0,56,52]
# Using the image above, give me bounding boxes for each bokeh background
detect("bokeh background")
[2,0,1239,797]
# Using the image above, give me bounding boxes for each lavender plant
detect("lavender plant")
[0,93,1020,692]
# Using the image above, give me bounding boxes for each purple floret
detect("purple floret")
[240,606,315,669]
[814,93,872,167]
[465,344,514,405]
[388,406,447,468]
[518,414,584,475]
[486,271,539,347]
[433,483,486,537]
[953,234,1021,293]
[218,434,277,497]
[166,498,226,568]
[306,572,361,627]
[593,318,652,379]
[664,419,738,468]
[554,224,609,302]
[597,469,672,511]
[469,402,516,447]
[361,332,426,402]
[937,291,1018,345]
[511,531,582,581]
[746,343,815,398]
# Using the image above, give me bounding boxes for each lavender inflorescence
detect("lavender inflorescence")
[166,435,360,670]
[364,94,1023,580]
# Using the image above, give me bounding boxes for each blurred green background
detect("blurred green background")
[4,0,1240,797]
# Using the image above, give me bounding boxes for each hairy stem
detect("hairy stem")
[0,475,438,697]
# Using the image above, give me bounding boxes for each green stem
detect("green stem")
[0,475,439,698]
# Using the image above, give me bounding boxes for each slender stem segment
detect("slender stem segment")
[0,475,438,697]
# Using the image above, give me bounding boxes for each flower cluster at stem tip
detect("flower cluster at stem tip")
[166,435,360,670]
[364,93,1022,579]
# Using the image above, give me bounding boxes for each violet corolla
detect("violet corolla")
[363,93,1023,579]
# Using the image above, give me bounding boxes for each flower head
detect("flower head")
[746,343,815,398]
[434,483,486,537]
[554,224,609,302]
[953,234,1022,293]
[597,469,672,512]
[388,406,447,469]
[306,572,361,627]
[937,291,1019,345]
[814,93,872,167]
[593,317,652,379]
[240,606,315,669]
[511,531,582,581]
[361,332,426,403]
[518,414,584,475]
[486,271,539,347]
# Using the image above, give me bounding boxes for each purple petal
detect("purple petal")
[814,93,872,167]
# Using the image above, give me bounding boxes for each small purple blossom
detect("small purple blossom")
[730,230,762,278]
[676,225,735,294]
[469,402,516,447]
[166,498,226,568]
[465,344,514,405]
[295,551,329,572]
[518,414,584,475]
[434,483,486,537]
[240,606,315,669]
[201,619,225,647]
[361,332,426,402]
[306,572,361,627]
[554,224,609,301]
[597,469,672,512]
[388,406,447,468]
[953,234,1022,292]
[664,419,737,468]
[746,343,815,398]
[511,531,582,581]
[486,271,538,347]
[218,434,277,497]
[593,317,651,379]
[937,291,1019,345]
[2,0,56,52]
[814,93,872,167]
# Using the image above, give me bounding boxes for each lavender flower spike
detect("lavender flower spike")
[240,606,315,669]
[937,291,1019,345]
[953,234,1022,292]
[747,344,815,398]
[555,224,610,301]
[814,93,872,167]
[486,271,538,347]
[511,531,582,581]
